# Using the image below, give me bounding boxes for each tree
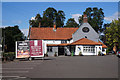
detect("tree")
[42,7,57,27]
[3,25,24,52]
[29,14,42,27]
[105,19,120,51]
[65,18,79,27]
[79,7,104,33]
[56,10,66,27]
[100,23,110,44]
[29,7,66,27]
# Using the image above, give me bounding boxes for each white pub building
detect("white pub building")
[28,14,107,56]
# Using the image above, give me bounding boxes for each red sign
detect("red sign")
[30,40,43,57]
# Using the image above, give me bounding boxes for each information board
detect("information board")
[16,41,30,58]
[29,40,43,57]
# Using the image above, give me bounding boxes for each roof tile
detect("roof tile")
[30,27,78,40]
[70,38,102,45]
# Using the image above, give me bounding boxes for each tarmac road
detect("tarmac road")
[2,55,119,79]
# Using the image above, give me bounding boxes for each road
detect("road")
[1,55,119,79]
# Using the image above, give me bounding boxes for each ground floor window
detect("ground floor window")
[83,46,95,53]
[47,46,52,52]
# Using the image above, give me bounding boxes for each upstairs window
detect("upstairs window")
[61,40,67,44]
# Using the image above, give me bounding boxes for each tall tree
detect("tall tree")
[56,10,66,27]
[3,25,24,52]
[100,23,110,43]
[105,19,120,51]
[42,7,57,27]
[65,18,79,27]
[29,14,42,27]
[79,7,104,33]
[29,7,66,27]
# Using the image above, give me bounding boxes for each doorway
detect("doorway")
[58,46,64,56]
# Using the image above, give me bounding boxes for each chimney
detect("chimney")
[53,22,56,31]
[39,22,41,28]
[83,14,88,23]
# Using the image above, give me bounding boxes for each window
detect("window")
[82,27,89,33]
[61,40,67,44]
[47,46,52,52]
[85,36,87,38]
[83,46,95,53]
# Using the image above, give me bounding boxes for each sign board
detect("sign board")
[16,41,30,58]
[29,40,44,57]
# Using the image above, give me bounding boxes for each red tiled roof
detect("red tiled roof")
[70,38,102,45]
[30,27,78,40]
[98,41,107,48]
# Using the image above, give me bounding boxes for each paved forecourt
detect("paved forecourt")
[2,55,118,79]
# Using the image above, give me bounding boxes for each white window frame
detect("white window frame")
[83,46,95,53]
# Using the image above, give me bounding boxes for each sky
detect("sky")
[1,1,119,36]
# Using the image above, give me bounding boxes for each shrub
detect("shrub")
[106,49,110,55]
[98,51,102,56]
[45,52,48,57]
[54,52,57,57]
[2,52,15,61]
[79,51,83,56]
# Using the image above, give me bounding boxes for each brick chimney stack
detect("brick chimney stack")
[83,14,88,23]
[53,22,56,30]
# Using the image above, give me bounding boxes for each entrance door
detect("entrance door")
[58,46,64,56]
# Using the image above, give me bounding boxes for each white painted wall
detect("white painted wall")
[75,45,102,56]
[43,41,47,54]
[43,40,61,44]
[95,45,102,55]
[43,39,73,45]
[102,48,107,55]
[69,39,73,43]
[75,45,83,55]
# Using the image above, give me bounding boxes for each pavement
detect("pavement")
[1,55,119,79]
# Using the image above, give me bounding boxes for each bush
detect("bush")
[98,51,102,56]
[79,51,83,56]
[2,52,15,61]
[45,52,48,57]
[54,52,57,57]
[106,49,110,55]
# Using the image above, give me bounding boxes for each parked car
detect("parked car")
[108,51,115,55]
[117,50,120,58]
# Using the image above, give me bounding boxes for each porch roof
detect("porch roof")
[70,38,102,45]
[98,41,107,48]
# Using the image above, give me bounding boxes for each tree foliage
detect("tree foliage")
[105,19,120,50]
[3,25,24,52]
[29,14,42,27]
[65,18,79,27]
[29,7,65,27]
[79,7,104,33]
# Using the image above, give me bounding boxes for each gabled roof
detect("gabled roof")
[30,27,78,40]
[70,38,102,45]
[98,41,107,48]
